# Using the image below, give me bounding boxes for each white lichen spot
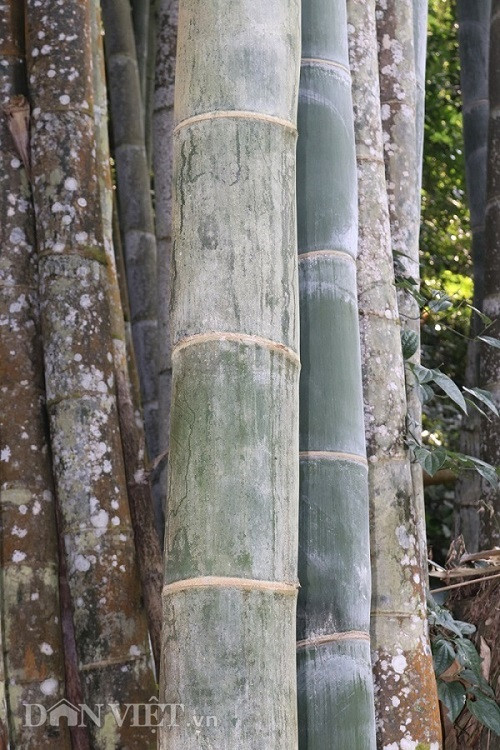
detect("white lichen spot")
[12,550,26,563]
[40,678,58,696]
[129,645,141,657]
[91,509,109,529]
[59,94,70,105]
[64,177,78,191]
[74,555,91,572]
[40,642,53,656]
[12,526,27,538]
[74,353,82,362]
[111,516,120,526]
[391,654,407,675]
[79,294,91,309]
[19,505,27,515]
[31,592,39,601]
[76,232,88,244]
[396,525,412,550]
[391,695,400,707]
[1,447,11,462]
[10,157,21,169]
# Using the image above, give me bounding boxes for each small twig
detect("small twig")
[431,571,500,593]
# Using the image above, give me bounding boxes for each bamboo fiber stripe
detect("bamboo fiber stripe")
[299,450,368,467]
[163,577,298,596]
[296,631,370,650]
[298,249,356,264]
[173,110,297,135]
[301,57,351,77]
[172,331,301,366]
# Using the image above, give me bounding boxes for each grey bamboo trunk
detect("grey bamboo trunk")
[152,0,178,545]
[25,1,157,745]
[481,0,500,549]
[159,1,301,747]
[101,0,160,505]
[455,0,491,552]
[295,1,376,747]
[348,0,442,746]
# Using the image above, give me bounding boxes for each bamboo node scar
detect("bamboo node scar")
[173,110,297,135]
[172,331,301,367]
[296,632,370,650]
[163,577,299,596]
[298,249,356,264]
[299,450,368,467]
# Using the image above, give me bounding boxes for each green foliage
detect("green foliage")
[428,597,500,734]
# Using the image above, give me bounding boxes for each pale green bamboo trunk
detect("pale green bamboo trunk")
[159,1,301,747]
[348,1,442,746]
[25,1,157,745]
[152,0,178,545]
[0,3,69,746]
[295,2,376,747]
[481,0,500,549]
[455,0,491,551]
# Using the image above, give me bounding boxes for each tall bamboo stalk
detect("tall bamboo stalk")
[414,0,428,197]
[455,0,491,551]
[0,3,70,746]
[152,0,178,543]
[91,0,162,673]
[296,1,376,747]
[376,0,428,583]
[101,0,160,490]
[131,0,150,99]
[159,0,301,746]
[348,1,442,746]
[25,1,157,745]
[481,0,500,550]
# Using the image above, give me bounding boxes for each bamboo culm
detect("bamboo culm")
[25,0,157,744]
[296,1,377,747]
[455,0,491,552]
[0,3,68,746]
[348,0,442,746]
[160,0,301,746]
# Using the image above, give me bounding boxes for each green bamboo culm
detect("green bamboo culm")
[159,1,301,747]
[296,1,377,747]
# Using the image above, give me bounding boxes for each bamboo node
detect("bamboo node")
[296,631,370,650]
[172,331,300,366]
[299,450,368,467]
[163,576,299,596]
[173,110,297,135]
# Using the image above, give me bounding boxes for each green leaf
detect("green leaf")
[465,398,491,421]
[428,604,467,637]
[455,638,482,673]
[466,693,500,735]
[429,293,453,312]
[414,446,447,476]
[410,363,435,384]
[454,620,476,637]
[437,679,466,723]
[431,370,468,414]
[478,335,500,350]
[465,456,499,489]
[416,382,435,404]
[432,638,456,676]
[401,329,419,360]
[461,670,495,698]
[463,387,499,417]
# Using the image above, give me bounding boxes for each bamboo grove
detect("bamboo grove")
[0,0,498,748]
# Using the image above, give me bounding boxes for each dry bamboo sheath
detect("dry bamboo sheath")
[160,0,301,747]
